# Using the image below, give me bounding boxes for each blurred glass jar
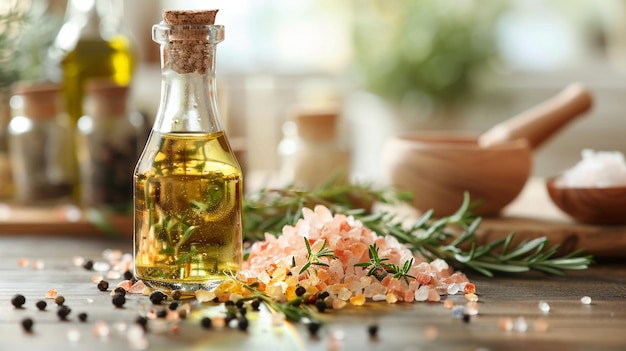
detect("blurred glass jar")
[278,107,350,190]
[76,80,145,211]
[8,82,75,205]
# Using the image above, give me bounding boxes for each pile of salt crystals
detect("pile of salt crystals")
[237,205,473,308]
[556,149,626,188]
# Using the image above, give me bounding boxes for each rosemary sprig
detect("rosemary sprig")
[355,244,416,284]
[244,183,594,277]
[299,238,337,275]
[241,281,318,323]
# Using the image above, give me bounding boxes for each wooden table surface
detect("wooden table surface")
[1,178,625,350]
[1,236,625,351]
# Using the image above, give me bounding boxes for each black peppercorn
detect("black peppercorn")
[135,316,148,331]
[235,299,244,309]
[35,300,47,311]
[83,260,94,270]
[237,317,249,332]
[224,300,235,307]
[307,321,321,337]
[54,296,65,306]
[149,291,167,305]
[78,312,88,322]
[295,286,306,297]
[123,270,133,280]
[168,302,179,311]
[250,299,261,311]
[97,280,109,291]
[21,318,34,333]
[112,293,126,308]
[315,299,326,313]
[367,324,379,338]
[225,312,236,325]
[156,309,168,318]
[11,294,26,308]
[57,305,71,320]
[318,291,330,300]
[212,297,219,303]
[113,287,127,296]
[463,314,471,323]
[200,316,212,329]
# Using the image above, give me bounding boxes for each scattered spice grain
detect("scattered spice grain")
[112,293,126,308]
[11,294,26,308]
[97,280,109,292]
[149,291,167,305]
[21,318,34,333]
[35,300,47,311]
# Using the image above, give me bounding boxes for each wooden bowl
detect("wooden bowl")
[546,177,626,224]
[382,132,532,217]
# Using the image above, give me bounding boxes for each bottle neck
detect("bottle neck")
[64,0,125,38]
[152,24,224,134]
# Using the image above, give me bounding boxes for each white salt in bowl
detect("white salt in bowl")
[546,149,626,225]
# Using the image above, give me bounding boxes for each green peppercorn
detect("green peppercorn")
[11,294,26,308]
[35,300,47,311]
[200,317,212,329]
[78,312,88,322]
[54,296,65,306]
[149,291,167,305]
[295,286,306,297]
[57,305,71,320]
[97,280,109,292]
[112,293,126,308]
[21,318,34,333]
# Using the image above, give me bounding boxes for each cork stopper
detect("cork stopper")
[290,108,338,141]
[163,9,218,26]
[11,82,61,120]
[161,9,220,75]
[84,80,130,117]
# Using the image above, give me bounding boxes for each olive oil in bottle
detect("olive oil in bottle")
[134,131,242,289]
[133,10,243,291]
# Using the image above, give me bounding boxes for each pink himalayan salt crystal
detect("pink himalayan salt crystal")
[128,280,146,294]
[18,258,29,267]
[33,260,45,270]
[241,205,472,304]
[45,289,58,299]
[443,299,455,309]
[117,280,133,291]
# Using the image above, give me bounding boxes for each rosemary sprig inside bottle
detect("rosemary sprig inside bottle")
[243,181,593,277]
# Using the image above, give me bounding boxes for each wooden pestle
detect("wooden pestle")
[478,83,593,149]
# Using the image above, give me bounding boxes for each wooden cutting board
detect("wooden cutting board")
[478,178,626,260]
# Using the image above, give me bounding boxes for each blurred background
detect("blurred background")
[1,0,626,205]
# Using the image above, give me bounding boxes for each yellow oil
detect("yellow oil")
[61,36,135,123]
[134,131,243,291]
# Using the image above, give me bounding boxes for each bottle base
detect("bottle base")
[141,279,225,294]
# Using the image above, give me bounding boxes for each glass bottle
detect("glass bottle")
[48,0,136,125]
[76,80,145,212]
[7,82,74,205]
[133,10,243,292]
